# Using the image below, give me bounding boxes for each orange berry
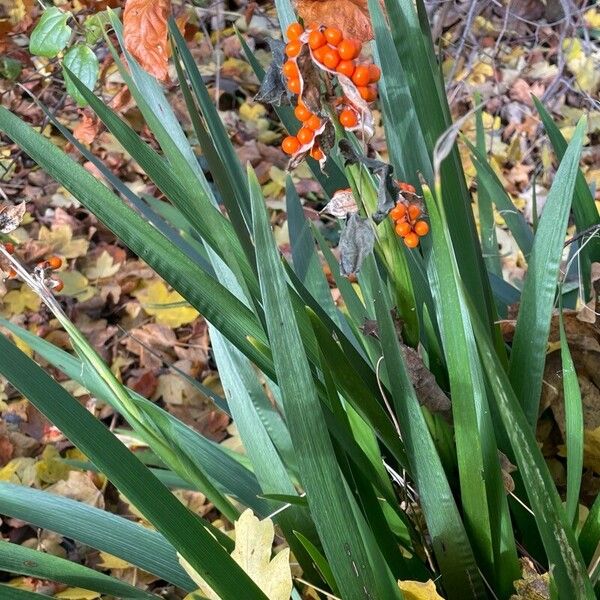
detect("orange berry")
[324,27,343,46]
[310,146,324,160]
[312,45,328,64]
[408,204,421,220]
[390,204,407,221]
[336,60,355,78]
[308,30,326,50]
[283,60,299,79]
[368,64,381,82]
[398,181,416,194]
[365,84,378,102]
[285,40,302,57]
[306,114,322,130]
[52,278,64,293]
[3,242,15,254]
[357,86,371,101]
[338,38,360,60]
[286,22,304,40]
[282,136,301,155]
[287,77,301,94]
[47,255,62,270]
[352,65,370,87]
[404,232,420,248]
[339,108,358,128]
[7,267,17,278]
[297,126,315,145]
[294,103,312,122]
[414,220,430,236]
[322,48,340,69]
[395,221,412,237]
[306,21,320,31]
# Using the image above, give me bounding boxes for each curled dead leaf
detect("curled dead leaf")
[295,0,378,42]
[73,112,102,145]
[123,0,171,80]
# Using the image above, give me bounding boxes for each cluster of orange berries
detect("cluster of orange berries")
[390,203,429,248]
[282,103,324,158]
[389,183,429,248]
[281,22,381,157]
[2,241,64,292]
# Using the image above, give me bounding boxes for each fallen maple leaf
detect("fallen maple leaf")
[133,280,199,328]
[178,509,292,600]
[123,0,171,80]
[295,0,377,42]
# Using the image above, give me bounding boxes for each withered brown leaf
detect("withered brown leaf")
[123,0,171,81]
[295,0,378,42]
[0,201,25,234]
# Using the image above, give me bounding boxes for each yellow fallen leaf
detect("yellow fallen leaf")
[239,102,267,122]
[0,457,36,485]
[133,280,199,328]
[1,284,40,316]
[562,38,600,94]
[38,224,89,259]
[97,551,132,570]
[584,7,600,29]
[53,588,100,599]
[56,271,95,301]
[398,579,445,600]
[36,445,71,485]
[84,250,122,280]
[178,509,292,600]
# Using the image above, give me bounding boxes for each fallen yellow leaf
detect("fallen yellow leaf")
[398,579,445,600]
[1,284,40,316]
[133,280,199,328]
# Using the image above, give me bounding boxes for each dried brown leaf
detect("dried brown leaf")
[123,0,171,80]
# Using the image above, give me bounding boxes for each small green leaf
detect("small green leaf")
[83,11,111,45]
[0,57,22,80]
[29,7,72,58]
[63,45,99,106]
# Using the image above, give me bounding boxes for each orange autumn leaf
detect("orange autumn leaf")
[294,0,378,42]
[73,112,102,145]
[123,0,171,80]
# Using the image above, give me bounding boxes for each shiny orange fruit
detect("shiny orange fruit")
[3,242,15,254]
[336,60,355,78]
[286,22,304,40]
[306,114,322,130]
[404,232,420,248]
[352,65,370,87]
[338,38,360,60]
[397,181,416,194]
[52,278,64,292]
[7,267,17,278]
[368,64,381,82]
[414,221,430,236]
[364,85,378,102]
[285,40,302,57]
[395,221,412,237]
[283,60,299,79]
[287,77,301,94]
[297,126,315,145]
[282,136,301,155]
[357,86,370,100]
[310,146,324,160]
[308,30,326,49]
[339,108,358,128]
[322,48,340,69]
[294,103,312,122]
[47,255,62,269]
[324,27,343,46]
[408,204,421,220]
[312,45,328,64]
[390,204,407,221]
